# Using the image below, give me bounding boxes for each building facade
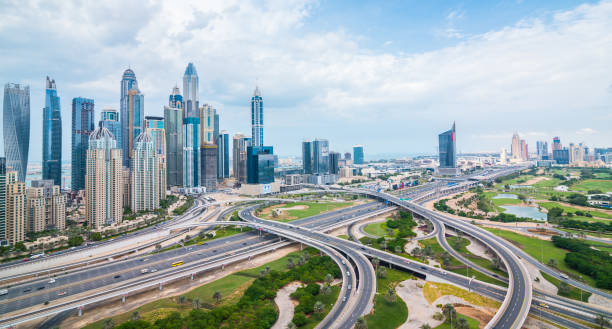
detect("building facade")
[120,68,138,168]
[71,97,95,191]
[99,107,121,150]
[86,127,123,229]
[125,87,144,167]
[218,131,230,179]
[329,151,340,174]
[6,171,25,244]
[199,104,216,145]
[200,144,218,190]
[232,133,250,184]
[312,139,330,174]
[0,158,6,245]
[520,139,528,160]
[42,77,62,186]
[552,137,562,151]
[131,132,161,212]
[251,86,264,147]
[3,83,30,182]
[536,141,548,160]
[29,180,66,232]
[164,89,183,187]
[438,123,458,175]
[353,145,364,165]
[553,149,570,164]
[302,141,313,174]
[183,63,199,118]
[511,133,521,160]
[145,116,165,156]
[183,117,200,187]
[246,146,274,184]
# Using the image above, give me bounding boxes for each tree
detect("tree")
[559,281,571,295]
[314,301,324,314]
[420,324,432,329]
[442,304,456,322]
[411,247,422,259]
[192,297,201,308]
[286,322,297,329]
[355,317,368,329]
[595,314,609,329]
[456,317,469,329]
[131,311,141,321]
[321,284,331,295]
[102,318,115,329]
[384,287,396,303]
[178,295,186,304]
[287,258,295,269]
[372,257,380,270]
[325,273,333,284]
[547,258,557,267]
[14,241,27,252]
[376,266,387,279]
[394,245,402,254]
[442,252,451,268]
[491,257,502,270]
[423,245,433,257]
[213,291,222,304]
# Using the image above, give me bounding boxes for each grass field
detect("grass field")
[263,201,353,221]
[434,314,480,329]
[537,201,612,220]
[365,268,412,329]
[483,228,596,287]
[539,271,591,302]
[363,221,388,237]
[571,179,612,192]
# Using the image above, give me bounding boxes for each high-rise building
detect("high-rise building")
[164,88,183,187]
[3,83,30,182]
[313,139,330,174]
[6,171,26,244]
[553,149,570,164]
[71,97,95,191]
[120,68,138,167]
[247,146,274,184]
[552,137,562,151]
[145,116,165,156]
[353,145,364,165]
[520,139,528,160]
[183,63,199,118]
[201,144,218,190]
[131,132,161,212]
[199,104,216,145]
[329,152,340,175]
[99,107,121,150]
[302,140,313,174]
[31,180,66,231]
[183,117,200,187]
[251,86,264,147]
[511,133,521,160]
[42,77,62,186]
[232,133,250,184]
[536,141,548,160]
[500,148,508,164]
[344,152,351,161]
[0,158,6,244]
[438,123,457,175]
[26,186,45,233]
[86,127,123,229]
[217,131,230,179]
[125,87,144,167]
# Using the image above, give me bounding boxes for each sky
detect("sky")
[1,0,611,161]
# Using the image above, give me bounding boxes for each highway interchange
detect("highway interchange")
[1,166,611,328]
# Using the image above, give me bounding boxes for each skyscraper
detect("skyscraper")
[71,97,95,191]
[183,116,200,188]
[86,127,123,229]
[0,158,6,244]
[199,104,216,144]
[438,122,458,175]
[6,171,25,244]
[131,132,161,212]
[165,87,183,187]
[42,77,62,186]
[329,152,340,175]
[99,107,121,149]
[552,137,562,151]
[353,145,364,165]
[511,133,521,160]
[302,140,313,174]
[344,152,351,161]
[232,133,249,184]
[246,146,274,184]
[251,86,264,147]
[120,68,138,167]
[145,116,165,156]
[125,87,145,167]
[536,141,548,160]
[183,63,199,118]
[218,131,230,179]
[520,139,528,160]
[201,144,218,190]
[3,83,30,182]
[30,180,66,231]
[312,139,330,174]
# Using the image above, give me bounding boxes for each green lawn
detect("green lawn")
[363,221,388,237]
[337,234,349,240]
[595,173,612,179]
[434,314,480,329]
[572,179,612,192]
[365,268,412,329]
[264,201,354,221]
[532,178,563,188]
[537,201,612,220]
[484,228,596,286]
[539,271,591,302]
[298,286,341,329]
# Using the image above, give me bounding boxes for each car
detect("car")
[141,269,149,274]
[420,266,427,270]
[150,269,158,273]
[493,274,499,278]
[48,279,55,284]
[58,291,66,296]
[0,289,7,296]
[23,288,31,293]
[114,275,121,279]
[441,271,447,275]
[213,250,217,253]
[342,297,346,302]
[243,242,247,245]
[347,271,350,277]
[539,303,549,309]
[37,286,45,290]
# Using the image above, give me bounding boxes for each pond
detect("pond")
[493,193,518,199]
[499,205,547,221]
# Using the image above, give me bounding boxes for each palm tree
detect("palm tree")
[355,317,368,329]
[384,287,396,303]
[325,273,333,284]
[376,266,387,279]
[192,297,201,309]
[547,258,557,267]
[394,245,402,254]
[321,285,331,295]
[213,291,222,304]
[371,257,379,270]
[314,301,324,314]
[411,247,422,259]
[456,318,469,329]
[442,304,456,322]
[101,318,115,329]
[420,324,432,329]
[130,311,140,321]
[286,322,297,329]
[178,295,186,304]
[287,258,295,269]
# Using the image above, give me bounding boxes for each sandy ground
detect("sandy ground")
[271,282,302,329]
[277,205,309,211]
[524,176,550,185]
[522,315,561,329]
[464,236,493,261]
[521,260,557,295]
[588,290,612,308]
[55,245,300,329]
[404,239,420,253]
[396,279,444,329]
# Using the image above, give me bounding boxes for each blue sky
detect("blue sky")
[1,0,610,161]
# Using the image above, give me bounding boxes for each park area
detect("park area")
[260,201,354,221]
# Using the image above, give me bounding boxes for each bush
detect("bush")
[68,236,84,247]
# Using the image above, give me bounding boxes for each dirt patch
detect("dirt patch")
[396,279,444,329]
[527,229,558,236]
[454,305,492,329]
[271,282,302,329]
[524,176,550,185]
[464,236,493,261]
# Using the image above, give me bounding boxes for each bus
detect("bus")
[171,261,184,267]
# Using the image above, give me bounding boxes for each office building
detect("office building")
[199,104,216,144]
[145,116,165,156]
[124,87,145,167]
[302,141,313,174]
[71,97,95,190]
[313,139,330,174]
[99,107,121,150]
[131,132,161,212]
[251,86,264,147]
[183,116,200,187]
[200,144,218,190]
[86,127,123,229]
[164,87,183,187]
[218,131,230,179]
[26,187,45,233]
[438,123,458,175]
[29,180,66,231]
[120,69,138,167]
[42,77,62,186]
[511,133,521,160]
[122,168,131,210]
[553,149,570,165]
[552,137,562,151]
[0,158,6,245]
[520,140,528,160]
[232,133,250,183]
[3,83,30,182]
[536,141,548,160]
[247,146,274,184]
[183,63,199,117]
[344,152,351,161]
[329,152,340,174]
[353,145,364,165]
[6,171,26,244]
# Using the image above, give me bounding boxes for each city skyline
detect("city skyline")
[1,1,612,161]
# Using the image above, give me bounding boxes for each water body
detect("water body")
[500,205,547,221]
[493,193,518,199]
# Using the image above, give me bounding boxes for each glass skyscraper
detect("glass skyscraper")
[246,146,274,184]
[165,87,183,187]
[182,63,200,187]
[183,63,199,118]
[42,77,62,186]
[217,131,230,179]
[251,86,263,147]
[99,107,121,149]
[312,139,330,174]
[125,88,144,167]
[302,140,313,174]
[145,116,165,156]
[71,97,95,191]
[3,83,30,182]
[353,145,364,165]
[0,157,6,245]
[120,68,138,167]
[438,122,457,175]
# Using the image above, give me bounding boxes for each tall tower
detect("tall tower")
[125,87,145,167]
[218,131,230,179]
[86,127,123,229]
[3,83,30,182]
[42,77,62,186]
[511,133,521,160]
[251,86,264,147]
[131,132,160,212]
[183,63,199,118]
[302,140,313,174]
[165,87,183,187]
[438,122,457,176]
[71,97,95,191]
[99,107,121,149]
[6,171,26,244]
[120,68,138,167]
[199,104,216,145]
[232,133,249,184]
[145,117,166,202]
[353,145,364,165]
[0,158,6,244]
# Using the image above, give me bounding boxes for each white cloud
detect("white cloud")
[576,128,597,135]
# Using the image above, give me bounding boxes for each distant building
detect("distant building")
[247,146,274,184]
[145,116,165,156]
[232,133,250,184]
[183,63,199,118]
[344,152,351,161]
[329,151,340,175]
[6,171,26,244]
[164,87,183,187]
[340,167,353,178]
[217,131,230,179]
[71,97,95,191]
[200,143,218,190]
[511,133,521,160]
[553,149,570,165]
[131,132,161,212]
[438,122,458,176]
[353,145,364,165]
[42,77,62,186]
[29,180,66,231]
[183,116,200,188]
[120,68,138,168]
[313,139,330,174]
[536,141,548,160]
[302,141,313,174]
[552,136,562,151]
[99,107,121,150]
[125,87,145,167]
[251,86,264,147]
[199,104,216,145]
[0,158,7,244]
[520,140,528,160]
[4,83,31,182]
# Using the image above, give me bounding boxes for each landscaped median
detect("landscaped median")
[258,201,355,222]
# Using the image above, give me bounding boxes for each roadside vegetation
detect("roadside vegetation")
[365,267,412,329]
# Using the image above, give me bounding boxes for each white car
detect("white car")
[48,279,56,284]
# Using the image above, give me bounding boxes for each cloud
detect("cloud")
[576,128,597,135]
